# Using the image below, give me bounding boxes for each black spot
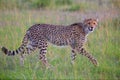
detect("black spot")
[18,47,22,52]
[12,51,15,55]
[21,46,24,49]
[88,56,90,58]
[1,47,8,55]
[40,48,46,52]
[39,57,42,60]
[16,50,18,54]
[72,50,75,53]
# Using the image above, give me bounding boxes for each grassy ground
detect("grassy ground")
[0,9,120,79]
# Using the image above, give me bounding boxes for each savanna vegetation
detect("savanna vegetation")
[0,0,120,79]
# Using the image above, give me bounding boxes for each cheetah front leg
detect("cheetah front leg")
[78,47,98,66]
[20,41,37,66]
[20,53,25,66]
[72,42,98,66]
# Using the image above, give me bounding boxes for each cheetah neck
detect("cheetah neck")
[82,24,91,36]
[80,24,87,36]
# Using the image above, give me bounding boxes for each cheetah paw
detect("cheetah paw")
[92,59,99,67]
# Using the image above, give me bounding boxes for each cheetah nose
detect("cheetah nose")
[91,27,93,29]
[89,27,93,31]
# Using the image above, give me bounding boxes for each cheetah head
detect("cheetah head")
[83,18,98,34]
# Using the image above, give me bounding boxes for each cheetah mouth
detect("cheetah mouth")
[88,27,94,31]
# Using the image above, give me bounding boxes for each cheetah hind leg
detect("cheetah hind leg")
[39,49,51,69]
[20,42,37,66]
[20,54,25,66]
[39,46,53,69]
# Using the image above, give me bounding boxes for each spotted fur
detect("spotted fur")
[1,18,98,67]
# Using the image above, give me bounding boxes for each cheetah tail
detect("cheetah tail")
[1,33,29,56]
[1,46,25,56]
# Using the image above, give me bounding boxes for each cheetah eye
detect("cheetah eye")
[93,23,96,25]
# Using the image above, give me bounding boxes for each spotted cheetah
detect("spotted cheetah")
[1,18,99,67]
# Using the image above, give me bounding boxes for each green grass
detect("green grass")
[65,2,90,11]
[0,10,120,80]
[0,0,113,11]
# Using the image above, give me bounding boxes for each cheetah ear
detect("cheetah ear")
[82,17,88,22]
[96,18,99,28]
[82,17,87,22]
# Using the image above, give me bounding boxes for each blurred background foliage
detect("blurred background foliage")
[0,0,119,11]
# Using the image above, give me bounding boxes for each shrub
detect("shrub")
[31,0,51,9]
[55,0,72,5]
[66,3,89,11]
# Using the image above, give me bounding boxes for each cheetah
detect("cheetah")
[1,18,99,67]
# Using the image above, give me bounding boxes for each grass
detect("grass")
[0,10,120,80]
[65,2,90,11]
